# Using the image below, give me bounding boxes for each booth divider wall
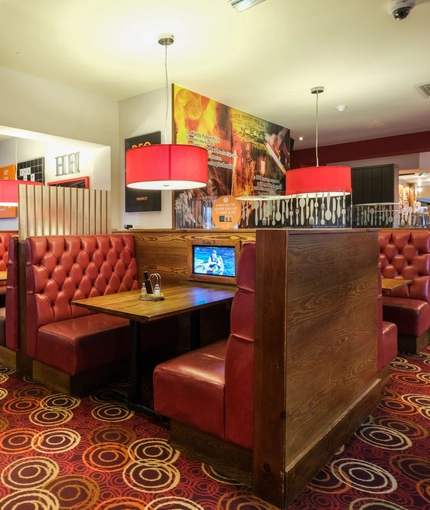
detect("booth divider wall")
[126,228,381,508]
[254,228,381,508]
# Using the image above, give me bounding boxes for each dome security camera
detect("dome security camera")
[388,0,416,20]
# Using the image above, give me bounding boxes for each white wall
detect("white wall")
[119,87,173,229]
[0,66,122,227]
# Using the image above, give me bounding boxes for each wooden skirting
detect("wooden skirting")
[170,420,253,487]
[284,379,381,506]
[398,329,430,354]
[378,364,392,387]
[32,358,129,396]
[0,345,17,371]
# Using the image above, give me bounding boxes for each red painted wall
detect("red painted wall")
[290,130,430,169]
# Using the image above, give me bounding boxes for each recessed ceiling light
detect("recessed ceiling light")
[228,0,266,12]
[337,105,347,112]
[298,136,304,141]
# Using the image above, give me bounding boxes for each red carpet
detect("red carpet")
[1,347,430,509]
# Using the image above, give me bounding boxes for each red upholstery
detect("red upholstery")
[377,262,397,374]
[153,241,255,451]
[25,234,139,376]
[379,230,430,338]
[0,233,12,301]
[0,234,18,349]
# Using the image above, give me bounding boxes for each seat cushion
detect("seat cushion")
[382,297,430,337]
[153,339,228,440]
[379,321,397,372]
[0,310,5,347]
[37,313,130,376]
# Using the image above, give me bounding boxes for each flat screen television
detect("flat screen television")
[187,239,240,285]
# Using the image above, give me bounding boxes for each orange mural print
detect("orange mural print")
[173,84,290,200]
[0,164,17,219]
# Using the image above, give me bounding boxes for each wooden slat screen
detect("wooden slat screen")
[18,185,111,241]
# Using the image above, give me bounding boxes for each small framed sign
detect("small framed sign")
[125,132,162,212]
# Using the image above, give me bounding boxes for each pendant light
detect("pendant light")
[126,34,208,190]
[286,87,351,197]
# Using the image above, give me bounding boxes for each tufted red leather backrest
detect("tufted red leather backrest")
[25,234,139,358]
[5,235,19,350]
[0,233,12,286]
[379,230,430,302]
[0,232,11,270]
[224,240,255,450]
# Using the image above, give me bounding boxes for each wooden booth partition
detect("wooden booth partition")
[253,229,381,508]
[129,229,256,284]
[121,229,257,355]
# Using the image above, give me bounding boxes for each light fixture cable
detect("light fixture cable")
[158,34,174,144]
[311,86,324,167]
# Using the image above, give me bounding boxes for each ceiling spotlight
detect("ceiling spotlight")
[228,0,266,12]
[337,105,347,112]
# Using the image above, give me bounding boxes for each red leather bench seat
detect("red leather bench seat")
[0,235,18,352]
[0,233,12,306]
[36,314,130,375]
[25,234,138,379]
[380,321,397,369]
[153,241,255,451]
[382,296,429,337]
[379,230,430,352]
[154,339,227,439]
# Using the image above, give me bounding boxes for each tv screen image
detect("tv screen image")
[192,245,236,278]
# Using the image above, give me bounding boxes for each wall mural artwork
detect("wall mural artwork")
[172,84,290,229]
[0,164,17,219]
[125,132,162,212]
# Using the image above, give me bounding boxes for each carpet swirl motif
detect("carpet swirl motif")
[0,348,430,508]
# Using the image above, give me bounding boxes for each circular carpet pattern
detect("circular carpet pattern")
[1,345,430,508]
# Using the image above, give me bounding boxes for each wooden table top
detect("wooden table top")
[381,278,412,291]
[71,281,236,323]
[0,271,7,282]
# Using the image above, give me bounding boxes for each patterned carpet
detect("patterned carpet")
[0,347,429,509]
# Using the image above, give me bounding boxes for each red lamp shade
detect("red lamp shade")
[0,180,44,206]
[126,144,208,190]
[286,166,351,196]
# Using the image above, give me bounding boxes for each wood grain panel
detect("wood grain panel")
[126,230,256,284]
[18,185,111,240]
[253,228,380,509]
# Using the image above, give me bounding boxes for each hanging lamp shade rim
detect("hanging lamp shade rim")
[126,144,208,190]
[0,180,44,206]
[285,165,352,196]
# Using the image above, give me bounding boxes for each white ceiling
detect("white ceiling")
[0,0,429,153]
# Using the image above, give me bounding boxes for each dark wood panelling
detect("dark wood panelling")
[253,228,380,508]
[351,164,398,204]
[115,229,256,285]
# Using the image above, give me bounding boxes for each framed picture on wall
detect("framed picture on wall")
[0,164,17,219]
[125,132,162,212]
[17,157,45,183]
[47,176,89,188]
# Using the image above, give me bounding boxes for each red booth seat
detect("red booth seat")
[25,234,139,394]
[0,232,12,305]
[153,240,255,452]
[0,235,19,365]
[379,229,430,353]
[378,262,397,386]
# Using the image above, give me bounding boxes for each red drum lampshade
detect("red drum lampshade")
[126,144,208,190]
[286,166,351,197]
[0,180,44,206]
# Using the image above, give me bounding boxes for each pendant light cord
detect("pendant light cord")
[311,86,324,168]
[315,91,319,167]
[164,44,169,144]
